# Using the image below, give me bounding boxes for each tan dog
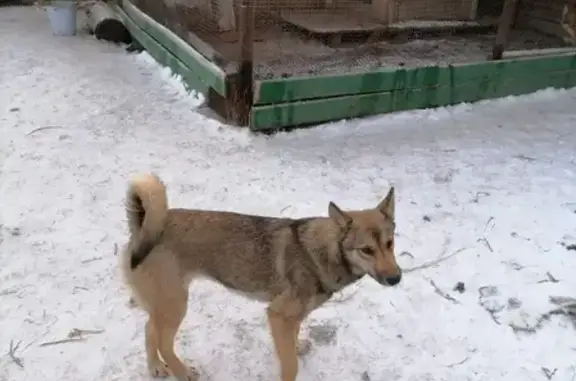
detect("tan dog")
[120,173,402,381]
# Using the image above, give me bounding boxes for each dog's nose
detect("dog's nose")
[385,274,402,286]
[374,270,402,286]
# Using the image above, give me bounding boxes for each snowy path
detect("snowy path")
[2,6,576,381]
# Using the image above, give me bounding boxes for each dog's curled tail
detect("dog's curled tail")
[125,173,168,270]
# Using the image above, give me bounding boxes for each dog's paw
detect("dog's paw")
[297,338,312,357]
[148,362,170,378]
[182,367,199,381]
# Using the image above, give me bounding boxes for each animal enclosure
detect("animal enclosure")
[114,0,576,129]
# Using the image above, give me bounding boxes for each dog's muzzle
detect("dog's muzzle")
[374,269,402,286]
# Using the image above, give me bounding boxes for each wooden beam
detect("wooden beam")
[87,1,132,44]
[502,46,576,59]
[121,0,227,95]
[233,0,254,126]
[113,4,212,95]
[255,52,576,105]
[469,0,479,20]
[251,68,576,131]
[492,0,519,60]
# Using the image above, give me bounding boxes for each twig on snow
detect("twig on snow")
[8,340,24,368]
[426,278,460,304]
[40,338,86,347]
[483,216,495,233]
[399,251,414,259]
[513,154,537,162]
[541,367,557,380]
[26,126,63,136]
[68,328,104,337]
[446,356,470,368]
[477,237,493,252]
[0,289,18,297]
[475,217,495,253]
[537,272,559,284]
[40,328,104,347]
[404,247,468,273]
[81,256,102,264]
[510,232,551,252]
[471,191,490,204]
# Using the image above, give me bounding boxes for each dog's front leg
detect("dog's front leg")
[267,296,304,381]
[267,309,300,381]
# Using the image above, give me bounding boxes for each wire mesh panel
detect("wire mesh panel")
[129,0,573,81]
[391,0,475,21]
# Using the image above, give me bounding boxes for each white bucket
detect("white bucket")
[45,1,78,36]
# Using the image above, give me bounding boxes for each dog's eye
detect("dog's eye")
[360,247,375,256]
[386,240,393,249]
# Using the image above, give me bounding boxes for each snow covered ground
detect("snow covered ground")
[2,5,576,381]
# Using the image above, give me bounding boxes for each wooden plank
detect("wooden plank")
[280,11,388,34]
[121,0,227,96]
[255,52,576,105]
[114,5,210,95]
[518,1,565,19]
[251,70,576,130]
[370,0,391,23]
[519,9,563,23]
[516,0,567,38]
[517,13,567,38]
[503,47,576,59]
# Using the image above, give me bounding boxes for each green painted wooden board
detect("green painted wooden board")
[114,5,211,95]
[250,69,576,130]
[255,53,576,105]
[121,0,226,96]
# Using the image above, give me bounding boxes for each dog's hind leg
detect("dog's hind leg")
[155,289,198,381]
[145,317,170,377]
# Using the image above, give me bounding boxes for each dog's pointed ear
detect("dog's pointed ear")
[328,202,352,228]
[377,187,395,219]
